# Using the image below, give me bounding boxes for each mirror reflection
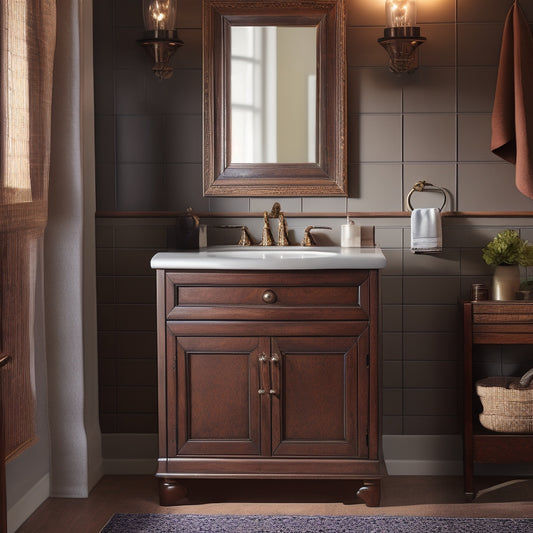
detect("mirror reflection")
[231,26,317,164]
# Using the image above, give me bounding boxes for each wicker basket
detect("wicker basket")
[476,368,533,433]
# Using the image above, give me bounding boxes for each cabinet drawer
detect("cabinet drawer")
[164,270,373,321]
[471,301,533,343]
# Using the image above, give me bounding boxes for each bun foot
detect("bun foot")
[356,479,381,507]
[159,479,188,506]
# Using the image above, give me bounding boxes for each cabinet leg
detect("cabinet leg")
[159,479,188,506]
[356,479,381,507]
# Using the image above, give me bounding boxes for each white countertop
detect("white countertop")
[151,245,386,270]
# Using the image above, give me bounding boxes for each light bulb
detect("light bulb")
[143,0,177,32]
[385,0,416,28]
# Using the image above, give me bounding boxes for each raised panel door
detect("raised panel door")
[270,332,368,457]
[168,335,269,456]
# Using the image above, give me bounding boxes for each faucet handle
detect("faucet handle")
[301,226,332,247]
[277,213,291,246]
[216,225,255,246]
[238,226,255,246]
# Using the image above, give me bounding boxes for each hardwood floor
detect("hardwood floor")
[16,475,533,532]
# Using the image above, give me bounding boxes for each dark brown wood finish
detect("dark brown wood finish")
[0,355,9,533]
[203,0,347,197]
[463,301,533,500]
[155,269,385,506]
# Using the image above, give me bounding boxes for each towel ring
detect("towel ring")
[406,180,447,212]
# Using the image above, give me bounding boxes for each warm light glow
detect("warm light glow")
[2,0,31,201]
[143,0,177,32]
[385,0,416,27]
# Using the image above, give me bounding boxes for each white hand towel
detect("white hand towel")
[410,208,442,253]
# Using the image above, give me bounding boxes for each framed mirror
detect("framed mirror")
[203,0,346,197]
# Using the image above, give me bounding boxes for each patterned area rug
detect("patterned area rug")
[101,513,533,532]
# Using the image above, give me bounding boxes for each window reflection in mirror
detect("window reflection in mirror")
[230,26,317,164]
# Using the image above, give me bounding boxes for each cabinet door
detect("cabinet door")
[168,335,269,456]
[270,332,369,458]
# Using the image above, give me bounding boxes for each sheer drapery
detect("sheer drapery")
[0,0,56,458]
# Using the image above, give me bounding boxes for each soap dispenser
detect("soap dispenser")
[341,216,361,247]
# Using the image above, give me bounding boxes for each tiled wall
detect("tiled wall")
[94,0,533,437]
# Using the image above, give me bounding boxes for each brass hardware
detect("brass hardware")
[301,226,332,246]
[261,203,291,246]
[217,225,255,246]
[262,290,277,304]
[269,353,280,395]
[406,180,447,212]
[277,213,290,246]
[0,354,11,368]
[268,202,281,218]
[260,211,275,246]
[238,226,255,246]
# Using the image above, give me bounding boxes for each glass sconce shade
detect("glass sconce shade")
[139,0,183,79]
[143,0,177,34]
[379,0,424,73]
[385,0,416,28]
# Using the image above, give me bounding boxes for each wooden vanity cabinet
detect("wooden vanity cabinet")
[155,269,386,506]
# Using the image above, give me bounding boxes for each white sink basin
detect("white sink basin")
[151,246,386,270]
[206,248,337,260]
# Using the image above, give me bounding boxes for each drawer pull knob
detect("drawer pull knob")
[262,290,277,304]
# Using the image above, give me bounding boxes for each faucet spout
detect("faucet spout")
[268,202,281,219]
[260,211,275,246]
[277,213,290,246]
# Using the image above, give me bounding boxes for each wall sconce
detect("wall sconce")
[378,0,426,74]
[138,0,184,80]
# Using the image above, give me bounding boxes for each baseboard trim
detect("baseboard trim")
[385,459,463,476]
[101,433,467,476]
[383,435,463,475]
[102,458,157,475]
[7,474,50,533]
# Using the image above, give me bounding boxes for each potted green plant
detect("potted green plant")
[482,229,533,300]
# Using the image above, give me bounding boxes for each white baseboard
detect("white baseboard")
[101,433,158,475]
[101,433,466,476]
[102,458,157,475]
[100,433,533,477]
[7,474,50,533]
[383,435,463,475]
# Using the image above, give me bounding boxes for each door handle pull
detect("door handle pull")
[258,353,267,394]
[269,353,280,395]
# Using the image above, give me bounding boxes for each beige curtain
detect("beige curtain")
[0,0,56,458]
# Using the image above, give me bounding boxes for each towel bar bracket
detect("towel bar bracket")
[406,180,447,212]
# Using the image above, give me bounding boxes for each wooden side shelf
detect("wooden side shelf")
[463,301,533,500]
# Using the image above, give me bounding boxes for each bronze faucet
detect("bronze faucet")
[277,213,290,246]
[260,211,275,246]
[301,225,332,246]
[260,202,291,246]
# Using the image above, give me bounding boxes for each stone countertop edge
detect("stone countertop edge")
[150,246,386,270]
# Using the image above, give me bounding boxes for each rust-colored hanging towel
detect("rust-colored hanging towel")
[491,1,533,199]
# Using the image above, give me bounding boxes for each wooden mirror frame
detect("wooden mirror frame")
[203,0,347,197]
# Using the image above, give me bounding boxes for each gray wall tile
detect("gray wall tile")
[403,68,456,113]
[403,276,461,304]
[353,115,403,163]
[347,165,403,211]
[403,332,459,361]
[404,114,456,162]
[458,114,500,162]
[457,67,497,112]
[457,23,503,66]
[458,163,533,211]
